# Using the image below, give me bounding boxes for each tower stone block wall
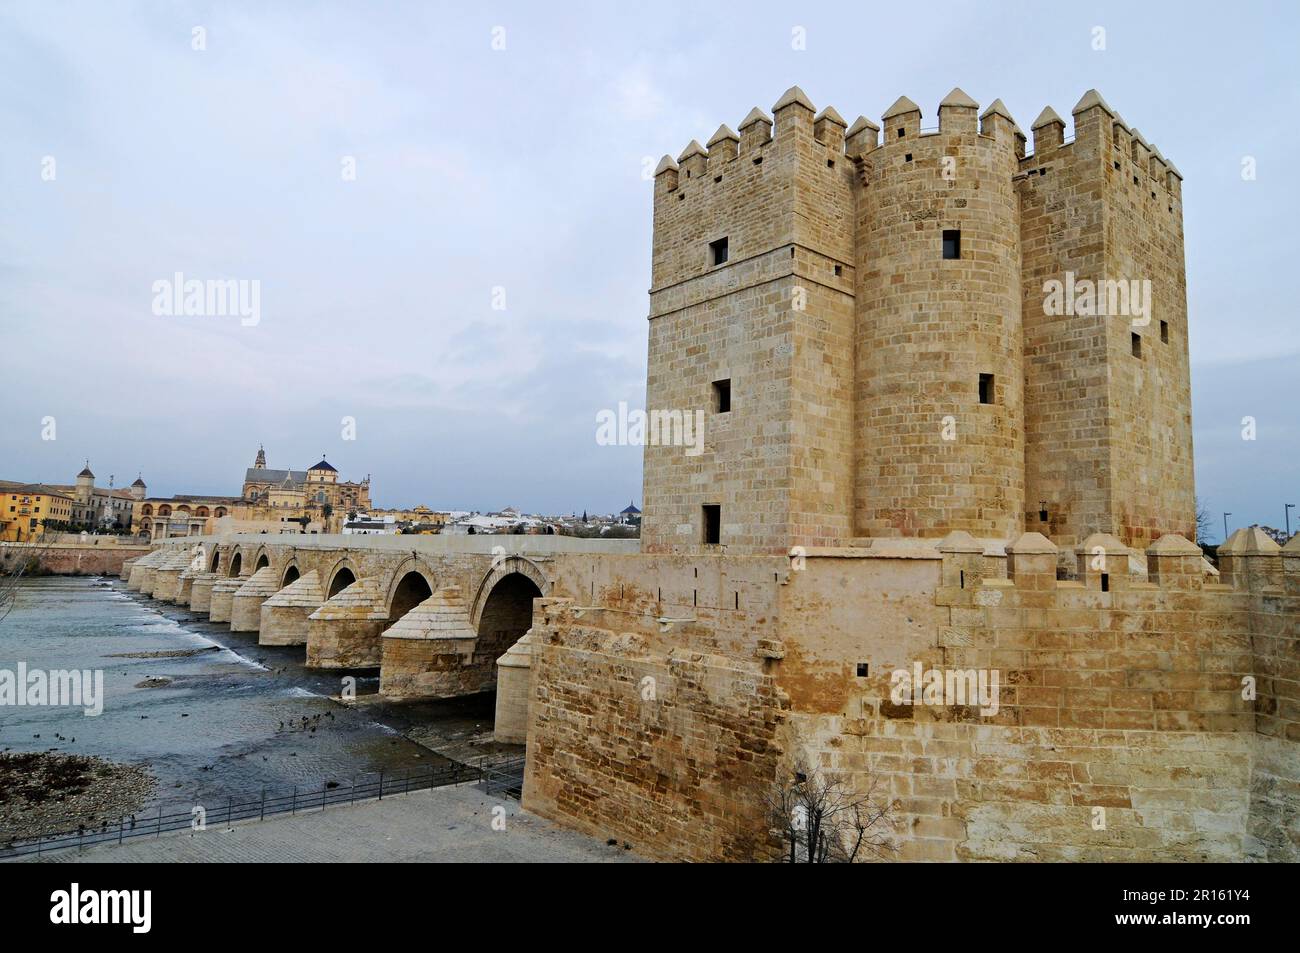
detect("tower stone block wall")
[643,87,1194,556]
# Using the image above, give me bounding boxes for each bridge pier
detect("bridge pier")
[306,576,388,668]
[128,550,164,592]
[152,550,193,602]
[176,568,198,604]
[493,631,534,743]
[230,567,279,633]
[209,576,244,623]
[379,586,480,699]
[259,570,324,646]
[189,572,219,613]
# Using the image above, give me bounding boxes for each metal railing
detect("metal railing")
[1,756,526,859]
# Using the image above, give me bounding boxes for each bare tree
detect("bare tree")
[1195,497,1214,544]
[765,759,897,863]
[0,529,58,625]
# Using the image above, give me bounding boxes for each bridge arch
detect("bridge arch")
[280,559,301,588]
[208,546,222,573]
[382,557,438,619]
[469,556,550,631]
[252,545,271,572]
[385,570,434,628]
[323,557,360,599]
[227,548,243,577]
[471,559,546,667]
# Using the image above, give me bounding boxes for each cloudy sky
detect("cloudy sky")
[1,1,1295,539]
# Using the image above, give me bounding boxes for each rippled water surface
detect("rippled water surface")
[0,577,451,811]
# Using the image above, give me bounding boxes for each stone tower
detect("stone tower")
[254,445,266,469]
[642,87,1192,556]
[130,474,147,501]
[75,461,95,505]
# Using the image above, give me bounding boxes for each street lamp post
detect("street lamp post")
[1223,513,1232,543]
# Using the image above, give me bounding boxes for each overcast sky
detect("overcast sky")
[1,1,1296,539]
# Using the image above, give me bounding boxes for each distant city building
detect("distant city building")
[342,513,399,535]
[1,462,138,535]
[0,483,75,541]
[242,446,371,514]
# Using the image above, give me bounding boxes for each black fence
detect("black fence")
[1,756,527,859]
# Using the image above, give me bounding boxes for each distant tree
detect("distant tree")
[1254,524,1288,546]
[0,529,58,625]
[1195,497,1213,544]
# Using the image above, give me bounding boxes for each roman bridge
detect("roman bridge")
[119,533,641,739]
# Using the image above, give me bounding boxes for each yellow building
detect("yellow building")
[0,483,75,541]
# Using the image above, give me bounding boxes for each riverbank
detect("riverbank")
[0,577,525,846]
[0,752,157,841]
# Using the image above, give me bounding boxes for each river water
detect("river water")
[0,576,459,814]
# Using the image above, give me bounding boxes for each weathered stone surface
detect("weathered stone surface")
[306,576,389,668]
[208,576,245,624]
[230,566,280,633]
[380,586,484,699]
[259,570,324,647]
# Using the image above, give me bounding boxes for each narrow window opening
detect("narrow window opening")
[834,264,842,277]
[693,589,698,606]
[734,591,739,609]
[942,229,961,260]
[898,127,905,138]
[657,586,661,602]
[753,156,762,165]
[1101,573,1110,592]
[827,158,835,168]
[1038,167,1048,176]
[856,663,869,678]
[712,379,731,413]
[709,237,729,266]
[703,504,721,545]
[1160,320,1169,343]
[1113,160,1121,170]
[959,570,966,589]
[904,153,913,163]
[1133,175,1139,185]
[1131,332,1142,358]
[978,372,994,405]
[678,192,685,201]
[713,175,722,183]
